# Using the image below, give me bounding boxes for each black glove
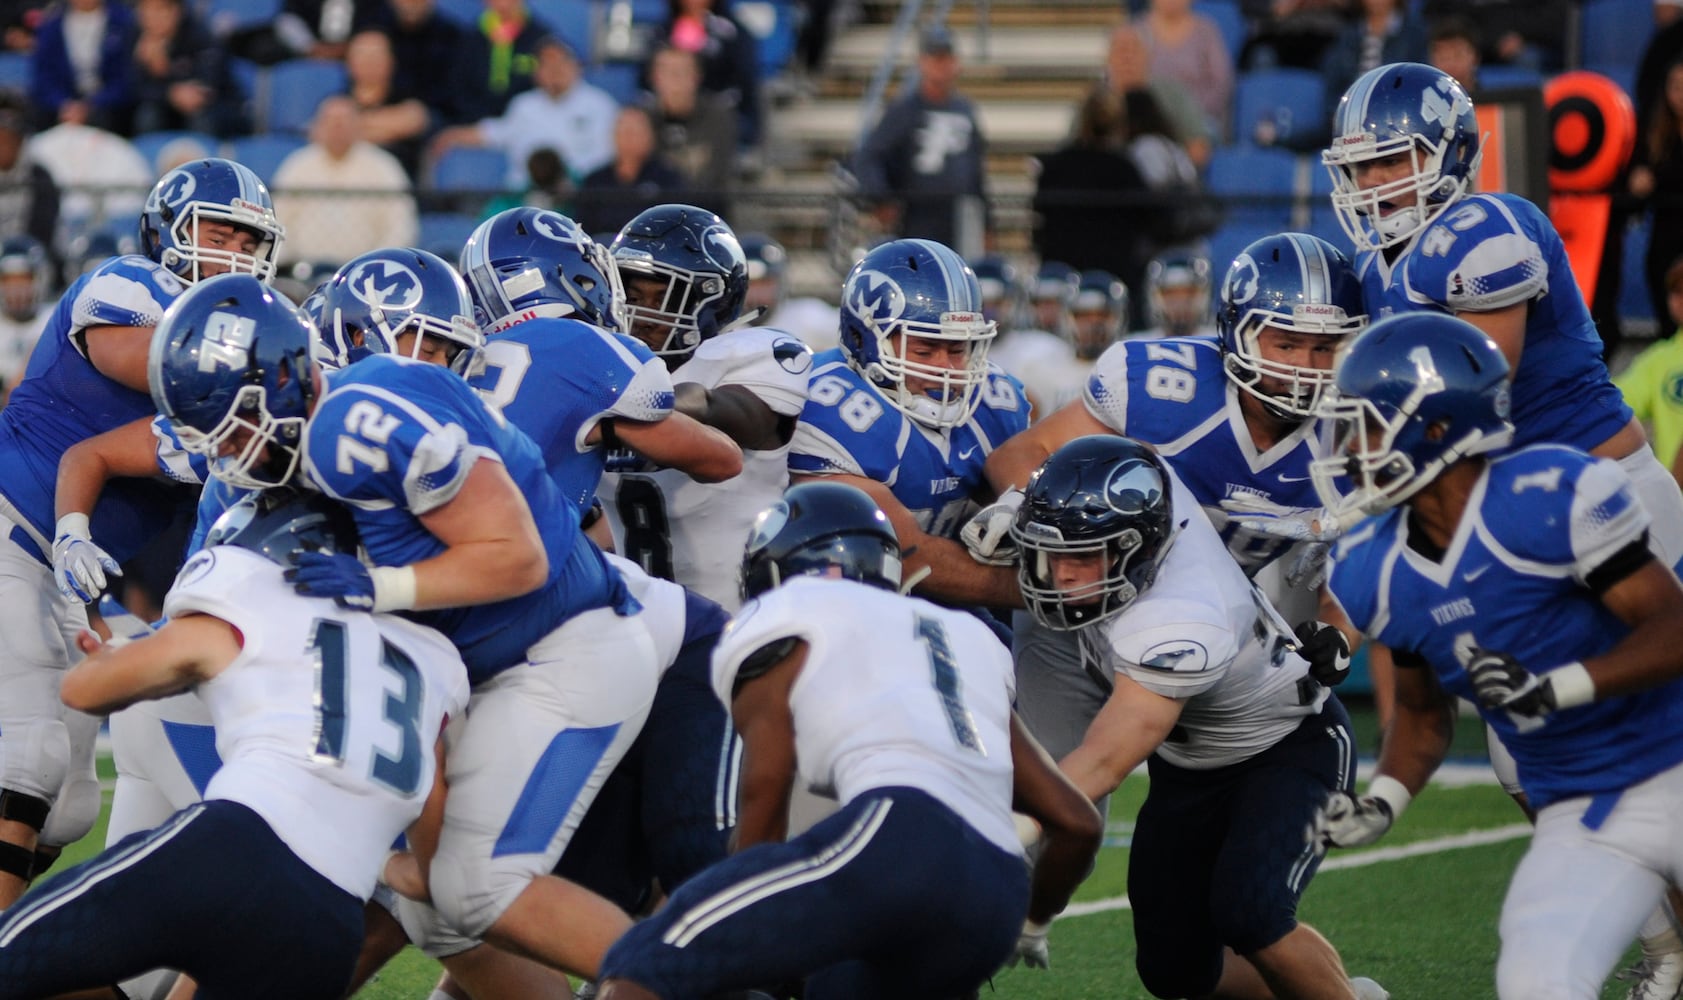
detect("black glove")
[1467,648,1556,718]
[1294,620,1351,688]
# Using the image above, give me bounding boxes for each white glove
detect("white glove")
[1010,919,1051,969]
[1308,776,1411,851]
[1219,493,1350,545]
[960,487,1025,566]
[1284,540,1332,591]
[52,513,121,603]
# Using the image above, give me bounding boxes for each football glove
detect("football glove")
[1010,919,1051,969]
[1309,777,1410,850]
[1466,649,1596,719]
[287,551,377,611]
[960,487,1025,566]
[1284,540,1332,590]
[52,513,121,603]
[1294,620,1351,688]
[1218,493,1350,545]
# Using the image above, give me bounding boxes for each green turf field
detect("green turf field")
[47,702,1650,999]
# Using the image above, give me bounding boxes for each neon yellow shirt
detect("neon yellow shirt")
[1615,333,1683,469]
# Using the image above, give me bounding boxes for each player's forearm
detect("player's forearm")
[404,538,549,611]
[1374,693,1454,796]
[984,430,1053,496]
[1011,716,1103,924]
[55,417,166,520]
[905,532,1023,608]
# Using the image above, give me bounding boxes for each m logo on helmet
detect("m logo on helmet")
[197,310,257,372]
[1226,255,1260,305]
[345,260,423,312]
[153,169,196,213]
[848,270,906,325]
[531,214,585,248]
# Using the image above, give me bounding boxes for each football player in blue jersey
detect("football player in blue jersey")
[1310,313,1683,1000]
[789,238,1028,609]
[0,157,284,907]
[149,274,659,981]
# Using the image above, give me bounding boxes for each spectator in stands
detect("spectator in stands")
[129,0,243,138]
[1322,0,1427,129]
[1637,0,1683,147]
[151,131,211,173]
[430,34,617,189]
[1616,254,1683,488]
[1426,13,1481,93]
[1,3,49,54]
[28,0,134,134]
[468,0,553,117]
[378,0,493,128]
[1097,20,1212,169]
[1421,0,1567,73]
[271,94,419,267]
[1239,0,1350,71]
[1137,0,1234,142]
[0,91,58,281]
[344,29,431,177]
[853,25,988,255]
[794,0,838,83]
[27,115,146,254]
[661,0,762,149]
[1632,57,1683,330]
[1032,88,1152,319]
[228,0,384,65]
[643,44,737,219]
[575,104,685,235]
[483,145,574,217]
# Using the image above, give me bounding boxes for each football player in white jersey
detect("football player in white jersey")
[0,235,51,405]
[0,157,283,907]
[600,204,812,611]
[1010,435,1387,1000]
[1309,314,1683,1000]
[1015,268,1131,416]
[595,482,1101,998]
[1138,249,1217,340]
[0,488,469,999]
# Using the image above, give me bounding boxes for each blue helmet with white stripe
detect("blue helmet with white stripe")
[319,247,483,374]
[839,238,997,429]
[139,158,285,284]
[1322,62,1482,252]
[459,207,625,334]
[1218,233,1366,419]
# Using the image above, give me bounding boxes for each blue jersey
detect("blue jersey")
[0,256,185,559]
[469,316,675,510]
[1083,336,1329,575]
[788,351,1029,538]
[302,355,633,683]
[1360,193,1631,453]
[1328,445,1683,809]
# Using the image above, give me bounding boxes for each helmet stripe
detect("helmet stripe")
[1339,68,1381,136]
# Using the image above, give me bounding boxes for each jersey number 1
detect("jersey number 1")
[915,615,983,754]
[309,618,426,794]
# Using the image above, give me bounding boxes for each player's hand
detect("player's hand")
[1219,493,1349,544]
[1284,540,1331,590]
[1467,648,1556,718]
[287,550,376,611]
[961,487,1025,566]
[1309,789,1394,850]
[1009,919,1051,969]
[1294,620,1351,688]
[52,514,121,602]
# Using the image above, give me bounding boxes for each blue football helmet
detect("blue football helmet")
[1322,62,1483,252]
[839,238,997,429]
[0,235,49,322]
[459,207,625,334]
[149,274,318,490]
[610,204,748,362]
[969,255,1024,332]
[740,481,902,601]
[203,486,360,570]
[1029,260,1080,341]
[138,158,285,283]
[1218,232,1367,420]
[1146,250,1213,336]
[1309,313,1513,520]
[1010,435,1176,631]
[1071,269,1130,360]
[319,247,483,375]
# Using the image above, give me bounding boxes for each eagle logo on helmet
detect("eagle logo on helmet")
[745,500,790,556]
[848,270,906,325]
[344,260,423,312]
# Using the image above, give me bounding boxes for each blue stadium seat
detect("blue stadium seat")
[130,130,220,174]
[226,133,308,186]
[588,63,643,105]
[1579,0,1655,69]
[259,59,349,135]
[418,211,484,260]
[1305,160,1352,252]
[1206,145,1300,228]
[431,146,512,194]
[733,0,801,79]
[1233,68,1327,151]
[1622,213,1655,325]
[1476,65,1543,92]
[1205,220,1284,280]
[1194,0,1247,64]
[435,0,482,27]
[198,0,281,34]
[530,0,596,61]
[0,52,27,91]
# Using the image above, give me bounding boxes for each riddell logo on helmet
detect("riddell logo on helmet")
[1293,304,1340,318]
[1333,133,1376,148]
[231,199,267,216]
[942,311,982,323]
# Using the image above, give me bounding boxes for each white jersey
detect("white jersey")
[0,311,46,390]
[1016,353,1094,418]
[163,546,471,900]
[1079,466,1323,770]
[712,576,1021,855]
[601,327,812,611]
[761,298,841,354]
[988,327,1074,415]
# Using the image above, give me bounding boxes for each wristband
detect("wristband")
[1011,811,1043,849]
[1545,661,1596,710]
[1366,774,1412,819]
[1023,919,1051,936]
[55,512,91,540]
[370,565,419,613]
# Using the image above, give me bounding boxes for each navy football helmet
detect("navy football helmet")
[0,235,49,322]
[203,487,360,569]
[1010,436,1175,631]
[1071,269,1129,360]
[839,238,996,429]
[970,255,1024,332]
[149,274,318,490]
[1310,313,1513,520]
[1146,250,1213,336]
[1322,62,1482,252]
[319,248,482,374]
[611,204,748,362]
[739,231,787,323]
[740,481,902,601]
[459,207,625,334]
[138,158,285,283]
[1218,232,1367,419]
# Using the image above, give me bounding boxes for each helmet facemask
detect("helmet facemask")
[1324,131,1480,253]
[618,255,730,361]
[175,384,306,490]
[1012,526,1156,631]
[1224,311,1362,420]
[161,202,284,284]
[863,312,997,430]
